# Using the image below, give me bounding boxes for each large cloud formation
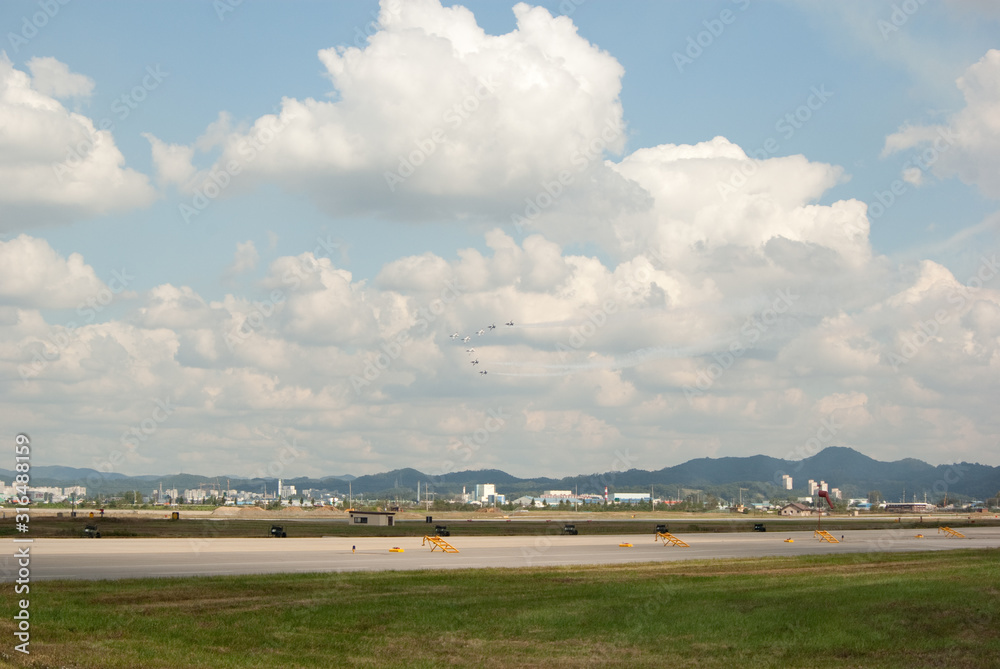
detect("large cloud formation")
[162,0,627,223]
[0,53,156,231]
[4,2,998,477]
[884,49,1000,198]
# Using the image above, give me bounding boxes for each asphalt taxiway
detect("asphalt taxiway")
[4,527,997,581]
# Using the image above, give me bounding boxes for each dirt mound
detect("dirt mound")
[277,506,346,517]
[305,506,345,515]
[208,505,345,518]
[210,506,268,517]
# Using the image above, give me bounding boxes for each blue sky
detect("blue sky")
[2,1,998,479]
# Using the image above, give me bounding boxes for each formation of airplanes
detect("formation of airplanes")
[451,321,511,376]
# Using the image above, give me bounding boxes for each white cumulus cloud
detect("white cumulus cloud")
[0,53,156,231]
[883,49,1000,198]
[26,56,94,100]
[176,0,626,223]
[0,234,109,308]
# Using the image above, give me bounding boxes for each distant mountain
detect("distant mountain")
[11,447,999,501]
[0,465,129,485]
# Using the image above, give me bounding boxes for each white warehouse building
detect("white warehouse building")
[613,492,651,503]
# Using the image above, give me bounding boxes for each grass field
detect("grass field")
[2,549,998,668]
[3,513,997,539]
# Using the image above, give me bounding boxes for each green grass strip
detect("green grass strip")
[2,549,998,668]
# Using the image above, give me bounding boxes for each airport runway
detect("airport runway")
[5,527,998,581]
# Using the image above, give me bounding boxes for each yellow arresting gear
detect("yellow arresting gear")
[422,535,460,553]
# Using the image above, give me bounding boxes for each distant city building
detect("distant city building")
[884,502,934,513]
[831,487,842,500]
[513,495,595,507]
[807,480,818,496]
[781,474,793,490]
[475,484,496,503]
[613,492,651,503]
[543,490,573,496]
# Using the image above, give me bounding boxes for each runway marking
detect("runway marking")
[12,528,998,581]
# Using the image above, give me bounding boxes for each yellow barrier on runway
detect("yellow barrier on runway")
[422,535,460,553]
[619,543,633,547]
[389,547,404,553]
[915,534,924,538]
[784,538,794,543]
[655,532,690,548]
[814,530,840,543]
[938,526,965,538]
